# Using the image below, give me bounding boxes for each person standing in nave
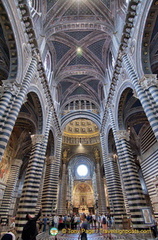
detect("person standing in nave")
[53,213,59,229]
[92,213,96,229]
[21,208,42,240]
[101,213,108,230]
[80,214,88,240]
[151,215,158,239]
[42,215,47,232]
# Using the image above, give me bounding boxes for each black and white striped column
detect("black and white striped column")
[35,160,46,213]
[115,130,147,228]
[0,159,22,224]
[122,54,158,140]
[95,161,107,214]
[42,156,58,216]
[100,134,126,227]
[48,134,62,215]
[67,168,73,213]
[0,56,38,161]
[57,162,67,215]
[54,135,62,214]
[15,134,45,234]
[107,154,126,226]
[15,109,53,234]
[109,108,147,228]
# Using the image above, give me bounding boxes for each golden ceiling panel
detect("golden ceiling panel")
[64,119,99,137]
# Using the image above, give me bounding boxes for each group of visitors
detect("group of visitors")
[21,211,114,240]
[0,211,157,240]
[35,212,115,232]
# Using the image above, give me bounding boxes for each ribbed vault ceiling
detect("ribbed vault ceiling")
[44,0,114,111]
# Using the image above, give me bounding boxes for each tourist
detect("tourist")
[101,214,108,230]
[21,208,42,240]
[42,215,47,232]
[80,214,88,240]
[151,215,158,238]
[1,231,15,240]
[53,214,59,229]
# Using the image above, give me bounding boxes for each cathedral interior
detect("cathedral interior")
[0,0,158,237]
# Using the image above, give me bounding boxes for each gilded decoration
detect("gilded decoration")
[73,182,94,213]
[63,119,100,145]
[64,119,99,135]
[0,148,12,184]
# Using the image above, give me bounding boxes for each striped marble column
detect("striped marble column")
[16,109,53,233]
[15,134,44,234]
[51,134,62,214]
[108,108,147,228]
[100,134,126,227]
[35,108,54,215]
[95,161,107,214]
[42,156,58,215]
[0,56,38,160]
[107,154,126,226]
[67,168,73,214]
[35,160,46,213]
[57,162,67,215]
[59,163,68,214]
[92,173,97,203]
[115,130,147,228]
[122,53,158,139]
[0,159,22,224]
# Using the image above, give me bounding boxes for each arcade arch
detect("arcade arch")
[57,118,107,215]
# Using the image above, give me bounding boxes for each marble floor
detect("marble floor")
[36,230,157,240]
[0,225,157,240]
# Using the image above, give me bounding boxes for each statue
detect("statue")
[94,148,100,160]
[62,149,68,159]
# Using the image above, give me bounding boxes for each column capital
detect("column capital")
[139,74,158,88]
[1,80,21,95]
[116,130,130,141]
[31,134,44,145]
[107,153,118,162]
[12,159,22,167]
[46,156,56,164]
[107,153,114,160]
[49,156,56,161]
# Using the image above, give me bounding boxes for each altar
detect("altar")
[78,205,89,214]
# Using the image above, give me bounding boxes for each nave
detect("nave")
[0,0,158,240]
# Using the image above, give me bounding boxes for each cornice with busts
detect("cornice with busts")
[18,0,61,135]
